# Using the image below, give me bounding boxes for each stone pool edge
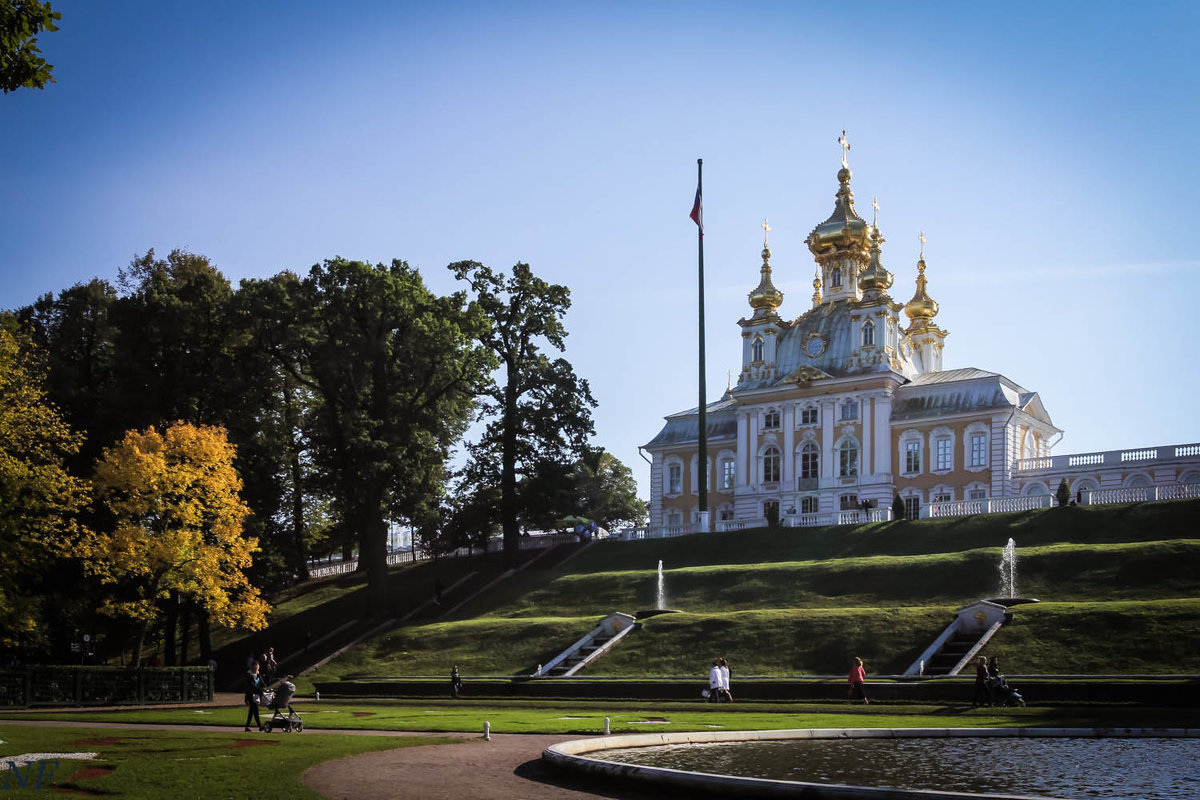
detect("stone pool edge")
[541,727,1200,800]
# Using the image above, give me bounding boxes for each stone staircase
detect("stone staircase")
[538,612,636,677]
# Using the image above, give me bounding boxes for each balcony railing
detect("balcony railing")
[1015,443,1200,475]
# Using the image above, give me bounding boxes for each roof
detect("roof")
[893,367,1057,427]
[643,395,738,448]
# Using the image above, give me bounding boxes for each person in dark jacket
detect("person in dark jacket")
[973,656,992,706]
[244,661,265,732]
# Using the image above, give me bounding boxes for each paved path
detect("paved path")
[0,719,658,799]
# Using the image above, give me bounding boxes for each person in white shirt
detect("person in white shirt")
[708,659,722,702]
[719,657,733,702]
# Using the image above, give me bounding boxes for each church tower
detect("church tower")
[903,233,948,374]
[805,131,872,303]
[738,220,787,383]
[847,197,905,372]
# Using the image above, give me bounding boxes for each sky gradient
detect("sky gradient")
[3,1,1198,500]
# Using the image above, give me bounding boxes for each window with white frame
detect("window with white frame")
[762,446,781,483]
[763,408,780,429]
[720,457,736,490]
[968,487,987,500]
[904,496,921,520]
[752,336,764,363]
[933,491,952,503]
[665,508,683,526]
[905,440,922,474]
[800,496,818,514]
[840,400,858,421]
[831,267,842,287]
[799,442,819,479]
[839,493,859,510]
[838,438,859,477]
[862,320,875,347]
[935,437,952,471]
[666,461,682,495]
[800,406,818,425]
[970,433,987,467]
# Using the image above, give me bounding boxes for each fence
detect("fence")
[306,533,580,580]
[0,665,213,708]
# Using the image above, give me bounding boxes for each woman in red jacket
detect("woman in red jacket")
[847,656,869,704]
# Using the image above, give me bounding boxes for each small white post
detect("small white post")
[604,717,611,735]
[483,721,491,741]
[314,691,320,702]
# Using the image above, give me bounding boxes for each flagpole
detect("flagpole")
[696,158,708,530]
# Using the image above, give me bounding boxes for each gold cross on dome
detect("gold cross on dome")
[918,230,926,260]
[838,130,851,168]
[872,195,880,227]
[761,218,771,247]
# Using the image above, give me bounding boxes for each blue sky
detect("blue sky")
[3,1,1198,499]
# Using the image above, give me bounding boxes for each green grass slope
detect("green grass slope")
[292,500,1200,680]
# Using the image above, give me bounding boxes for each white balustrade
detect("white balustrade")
[1015,442,1200,475]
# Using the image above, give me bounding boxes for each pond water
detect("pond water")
[599,737,1200,799]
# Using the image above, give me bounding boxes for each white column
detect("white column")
[874,393,892,477]
[822,400,835,479]
[737,414,750,488]
[782,406,795,484]
[862,396,873,477]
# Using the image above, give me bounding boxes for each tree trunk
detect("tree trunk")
[133,620,151,669]
[500,371,520,566]
[198,607,212,662]
[179,600,193,665]
[362,512,390,615]
[164,595,178,666]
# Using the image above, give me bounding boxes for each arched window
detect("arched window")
[831,267,842,287]
[800,442,819,479]
[862,320,875,347]
[762,446,781,483]
[838,438,859,477]
[752,336,764,363]
[664,457,683,496]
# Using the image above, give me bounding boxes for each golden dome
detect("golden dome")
[806,167,872,259]
[904,257,939,322]
[858,226,894,295]
[748,242,784,314]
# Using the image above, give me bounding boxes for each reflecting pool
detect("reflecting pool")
[600,737,1200,799]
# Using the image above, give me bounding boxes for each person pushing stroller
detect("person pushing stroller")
[262,674,304,732]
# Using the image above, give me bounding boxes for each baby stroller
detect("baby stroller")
[262,678,304,733]
[988,674,1026,707]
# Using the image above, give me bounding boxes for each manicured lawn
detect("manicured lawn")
[4,698,1195,735]
[0,723,456,799]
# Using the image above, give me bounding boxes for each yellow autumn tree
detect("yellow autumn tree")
[0,325,90,649]
[87,422,270,665]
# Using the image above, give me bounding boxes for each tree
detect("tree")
[572,449,645,531]
[85,422,269,667]
[242,260,493,610]
[1,0,60,94]
[0,323,89,651]
[450,261,596,564]
[893,493,906,521]
[1056,477,1072,507]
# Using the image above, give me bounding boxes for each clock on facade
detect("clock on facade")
[805,335,825,357]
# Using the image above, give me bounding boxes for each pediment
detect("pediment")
[786,365,832,385]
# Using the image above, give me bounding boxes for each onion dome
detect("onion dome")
[748,220,783,315]
[806,166,872,258]
[858,225,894,296]
[904,256,939,323]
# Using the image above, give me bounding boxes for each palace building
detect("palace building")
[643,143,1200,532]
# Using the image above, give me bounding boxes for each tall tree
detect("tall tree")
[243,260,493,609]
[85,422,269,667]
[450,261,596,564]
[572,449,645,530]
[0,322,89,652]
[0,0,59,94]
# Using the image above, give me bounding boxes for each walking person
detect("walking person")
[450,665,463,699]
[972,655,992,706]
[719,657,733,702]
[847,656,869,704]
[707,659,722,702]
[244,661,265,732]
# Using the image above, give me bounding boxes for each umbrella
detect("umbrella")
[556,515,591,528]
